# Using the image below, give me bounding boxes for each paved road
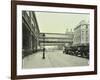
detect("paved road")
[22,50,89,69]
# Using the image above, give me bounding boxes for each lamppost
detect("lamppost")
[42,33,45,59]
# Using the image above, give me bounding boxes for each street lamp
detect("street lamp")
[42,33,45,59]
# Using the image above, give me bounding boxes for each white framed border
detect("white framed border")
[17,5,94,75]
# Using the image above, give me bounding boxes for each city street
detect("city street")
[22,50,89,69]
[22,11,90,69]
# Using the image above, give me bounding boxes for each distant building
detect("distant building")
[22,11,40,58]
[65,29,74,46]
[73,20,89,46]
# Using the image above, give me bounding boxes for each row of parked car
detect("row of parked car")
[63,44,89,59]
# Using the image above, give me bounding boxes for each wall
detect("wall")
[0,0,99,80]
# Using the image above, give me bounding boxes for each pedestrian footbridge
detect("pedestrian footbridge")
[39,33,73,46]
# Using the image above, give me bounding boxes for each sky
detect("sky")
[35,11,89,33]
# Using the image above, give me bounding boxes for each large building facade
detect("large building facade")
[73,20,89,46]
[22,11,40,58]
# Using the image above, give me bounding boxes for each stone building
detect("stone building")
[73,20,89,46]
[22,11,40,58]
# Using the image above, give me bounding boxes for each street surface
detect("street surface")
[22,50,89,69]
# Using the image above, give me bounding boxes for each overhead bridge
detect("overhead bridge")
[39,33,73,46]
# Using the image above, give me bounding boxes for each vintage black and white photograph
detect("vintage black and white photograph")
[11,1,97,79]
[22,11,90,69]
